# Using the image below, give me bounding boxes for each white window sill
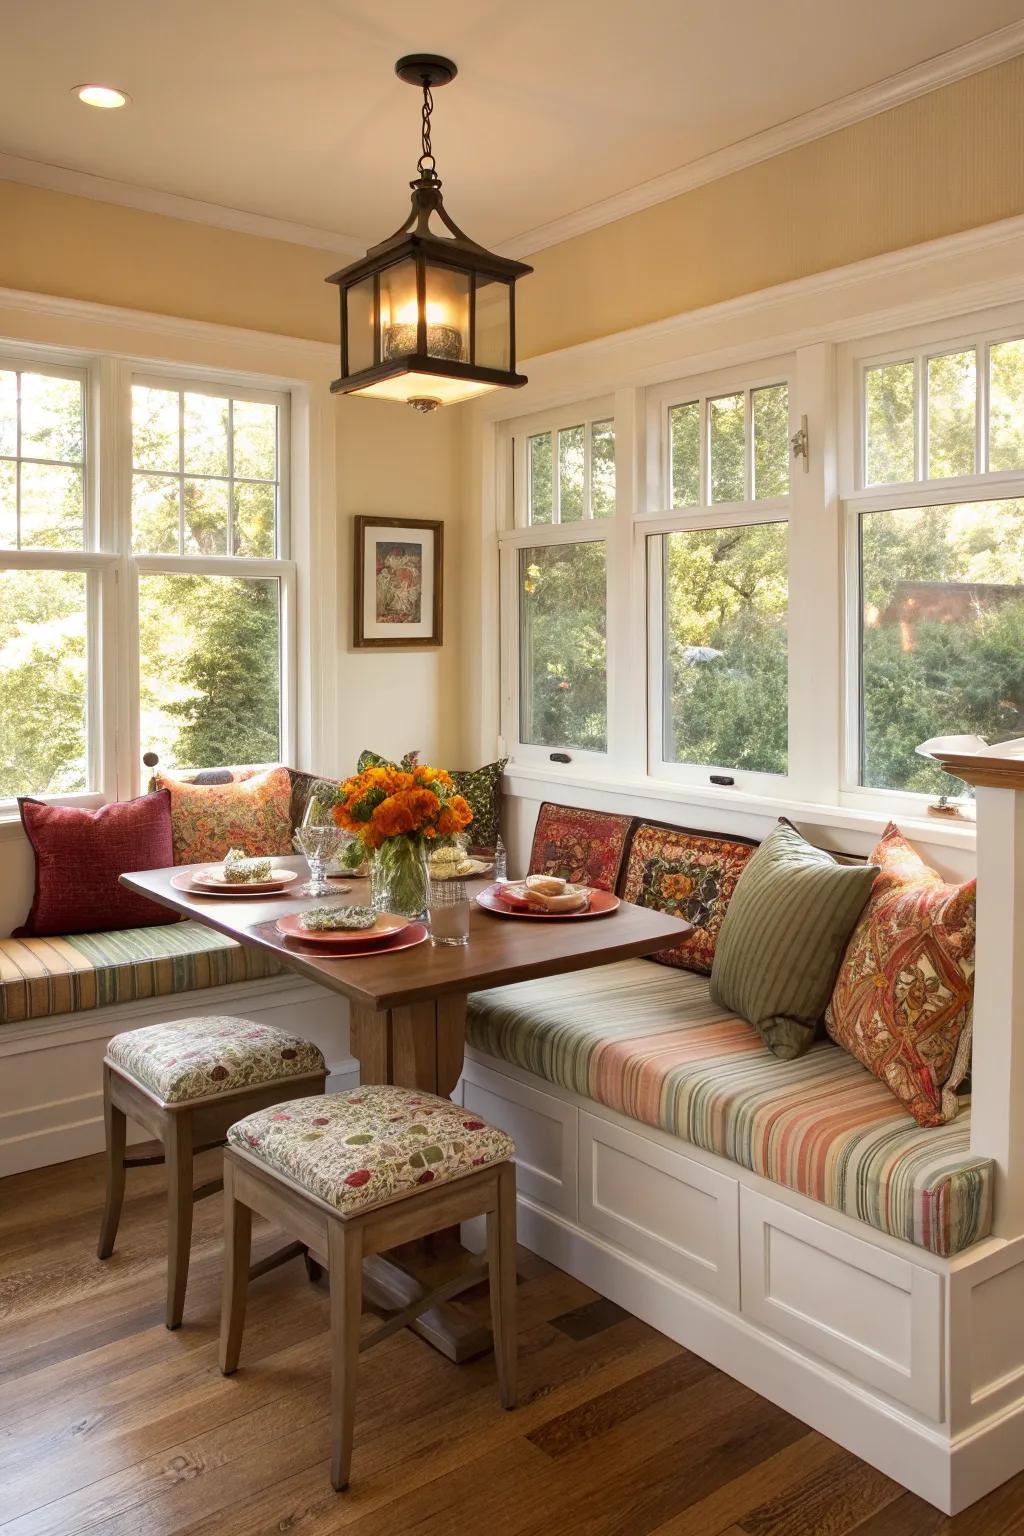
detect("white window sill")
[501,760,977,853]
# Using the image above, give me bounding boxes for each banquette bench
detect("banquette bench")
[0,767,352,1176]
[454,792,1024,1517]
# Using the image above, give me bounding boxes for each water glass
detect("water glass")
[427,874,470,946]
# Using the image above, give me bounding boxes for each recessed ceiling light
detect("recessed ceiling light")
[74,84,129,110]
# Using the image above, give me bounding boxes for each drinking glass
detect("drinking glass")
[427,873,471,946]
[293,824,345,898]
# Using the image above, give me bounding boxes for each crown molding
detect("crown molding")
[1,22,1021,271]
[498,21,1024,260]
[0,151,367,259]
[0,283,336,373]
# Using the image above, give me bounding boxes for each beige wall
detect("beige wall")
[516,55,1024,357]
[0,180,338,342]
[333,396,467,771]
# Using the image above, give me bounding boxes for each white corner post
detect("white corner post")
[957,769,1024,1238]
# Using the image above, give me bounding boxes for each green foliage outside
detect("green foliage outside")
[520,542,607,751]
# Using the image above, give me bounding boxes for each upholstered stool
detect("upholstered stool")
[219,1085,517,1491]
[98,1016,327,1328]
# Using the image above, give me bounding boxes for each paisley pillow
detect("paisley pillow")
[622,821,757,974]
[154,763,293,865]
[825,823,975,1127]
[529,802,633,892]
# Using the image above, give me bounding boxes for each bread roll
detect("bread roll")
[525,873,566,896]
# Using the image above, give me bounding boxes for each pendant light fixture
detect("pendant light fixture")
[326,55,533,412]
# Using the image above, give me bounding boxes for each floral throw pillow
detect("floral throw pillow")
[357,748,506,850]
[154,764,293,865]
[825,822,976,1127]
[623,821,757,974]
[529,803,634,892]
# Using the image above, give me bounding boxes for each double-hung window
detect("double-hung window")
[645,362,792,789]
[0,359,99,802]
[129,376,292,771]
[500,401,615,761]
[843,322,1024,801]
[0,350,295,814]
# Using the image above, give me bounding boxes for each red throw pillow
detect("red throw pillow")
[15,792,175,937]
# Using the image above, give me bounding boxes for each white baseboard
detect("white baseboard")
[0,975,358,1175]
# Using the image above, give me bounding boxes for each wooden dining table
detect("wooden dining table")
[121,856,691,1360]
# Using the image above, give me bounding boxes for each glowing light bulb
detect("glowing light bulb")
[74,84,129,109]
[383,296,464,364]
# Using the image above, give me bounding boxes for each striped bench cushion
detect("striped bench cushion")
[467,960,992,1257]
[0,922,283,1025]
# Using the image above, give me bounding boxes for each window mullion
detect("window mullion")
[978,338,990,475]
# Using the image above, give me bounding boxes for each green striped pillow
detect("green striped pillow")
[709,822,878,1060]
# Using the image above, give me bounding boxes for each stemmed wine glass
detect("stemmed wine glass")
[293,823,345,898]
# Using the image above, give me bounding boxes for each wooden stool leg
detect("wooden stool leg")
[165,1111,194,1330]
[328,1220,364,1492]
[219,1159,253,1375]
[97,1065,127,1261]
[487,1163,518,1410]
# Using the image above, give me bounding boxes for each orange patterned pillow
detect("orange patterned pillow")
[825,822,975,1127]
[155,764,293,865]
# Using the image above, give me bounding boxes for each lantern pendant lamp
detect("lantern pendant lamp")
[326,55,533,412]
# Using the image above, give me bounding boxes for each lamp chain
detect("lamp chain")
[417,80,437,178]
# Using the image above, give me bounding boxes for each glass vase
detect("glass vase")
[370,837,428,919]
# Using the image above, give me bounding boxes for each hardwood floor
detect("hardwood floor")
[3,1153,1024,1536]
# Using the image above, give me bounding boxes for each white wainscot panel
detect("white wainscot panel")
[462,1058,578,1221]
[740,1186,943,1419]
[580,1110,739,1308]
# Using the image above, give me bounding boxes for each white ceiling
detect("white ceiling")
[1,0,1023,254]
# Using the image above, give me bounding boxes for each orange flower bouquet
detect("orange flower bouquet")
[332,763,473,917]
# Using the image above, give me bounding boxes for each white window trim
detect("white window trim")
[838,308,1024,811]
[0,342,303,817]
[489,299,1024,831]
[642,355,794,797]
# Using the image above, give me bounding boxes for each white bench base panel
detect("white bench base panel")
[0,975,357,1176]
[459,1048,1024,1517]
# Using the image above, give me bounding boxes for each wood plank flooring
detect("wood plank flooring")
[3,1152,1024,1536]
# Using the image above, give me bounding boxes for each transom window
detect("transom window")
[0,365,86,550]
[131,382,281,557]
[526,415,615,525]
[862,334,1024,488]
[668,381,789,507]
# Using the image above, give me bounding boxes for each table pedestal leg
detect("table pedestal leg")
[349,996,493,1363]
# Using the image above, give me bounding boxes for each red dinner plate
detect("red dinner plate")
[477,883,620,919]
[170,870,298,900]
[275,911,408,946]
[281,920,429,958]
[191,865,299,894]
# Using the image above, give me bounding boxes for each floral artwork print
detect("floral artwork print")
[826,822,976,1127]
[227,1085,515,1214]
[375,541,423,624]
[622,822,756,974]
[107,1016,326,1105]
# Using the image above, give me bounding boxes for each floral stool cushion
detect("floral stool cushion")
[227,1086,516,1216]
[107,1017,326,1106]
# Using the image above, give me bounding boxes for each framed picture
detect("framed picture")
[353,515,444,648]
